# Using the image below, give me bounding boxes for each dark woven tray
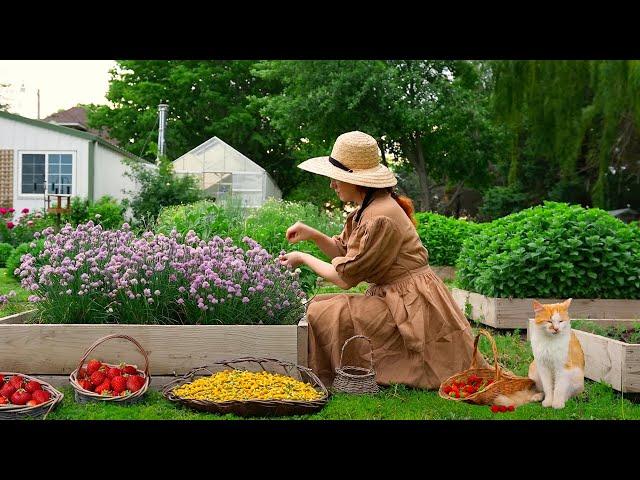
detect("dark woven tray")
[162,357,329,417]
[0,372,64,420]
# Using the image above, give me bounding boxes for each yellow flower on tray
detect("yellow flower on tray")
[172,370,323,402]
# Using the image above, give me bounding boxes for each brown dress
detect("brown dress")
[307,190,487,389]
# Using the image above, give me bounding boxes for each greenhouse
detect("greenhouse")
[172,136,281,207]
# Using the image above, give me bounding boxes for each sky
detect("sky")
[0,60,116,119]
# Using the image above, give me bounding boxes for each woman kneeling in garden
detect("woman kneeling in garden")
[279,131,488,389]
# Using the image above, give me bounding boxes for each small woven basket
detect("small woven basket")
[332,335,380,394]
[438,329,535,405]
[0,373,64,420]
[69,334,151,404]
[162,357,329,417]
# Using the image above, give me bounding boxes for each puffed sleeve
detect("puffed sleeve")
[331,216,402,288]
[331,211,355,257]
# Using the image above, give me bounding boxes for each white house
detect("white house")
[172,136,281,208]
[0,110,154,214]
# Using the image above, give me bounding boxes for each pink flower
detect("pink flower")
[6,221,14,229]
[21,208,29,214]
[27,220,34,226]
[0,208,6,215]
[8,208,15,213]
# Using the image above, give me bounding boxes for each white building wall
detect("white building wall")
[93,144,147,201]
[0,116,88,215]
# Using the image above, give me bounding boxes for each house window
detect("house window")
[20,152,74,196]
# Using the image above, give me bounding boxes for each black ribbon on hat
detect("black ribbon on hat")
[329,156,353,173]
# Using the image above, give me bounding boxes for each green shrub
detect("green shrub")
[477,185,531,221]
[7,239,46,279]
[456,201,640,299]
[87,196,126,230]
[1,209,58,247]
[62,197,91,226]
[415,212,483,266]
[0,243,13,267]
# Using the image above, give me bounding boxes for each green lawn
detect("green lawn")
[0,267,31,317]
[44,329,640,420]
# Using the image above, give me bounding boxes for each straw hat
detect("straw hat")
[297,131,397,188]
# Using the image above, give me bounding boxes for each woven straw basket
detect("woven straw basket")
[162,357,329,417]
[0,373,64,420]
[332,335,380,394]
[438,329,535,405]
[69,334,151,404]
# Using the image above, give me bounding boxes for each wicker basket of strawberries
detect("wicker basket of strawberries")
[0,373,64,420]
[438,329,535,406]
[69,334,151,404]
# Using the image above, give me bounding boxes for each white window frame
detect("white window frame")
[17,150,76,199]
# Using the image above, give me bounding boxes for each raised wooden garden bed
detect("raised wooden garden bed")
[452,288,640,329]
[527,319,640,393]
[0,310,309,383]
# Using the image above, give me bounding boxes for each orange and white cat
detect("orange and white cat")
[528,299,585,409]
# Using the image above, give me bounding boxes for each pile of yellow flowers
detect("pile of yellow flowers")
[172,369,323,402]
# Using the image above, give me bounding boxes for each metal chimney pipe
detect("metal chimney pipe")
[157,103,169,159]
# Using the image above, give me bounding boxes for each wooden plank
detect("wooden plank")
[0,310,34,324]
[297,316,308,367]
[573,329,626,392]
[456,288,640,329]
[431,266,456,282]
[0,323,300,375]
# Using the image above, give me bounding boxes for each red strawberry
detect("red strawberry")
[10,389,31,405]
[0,395,7,405]
[25,380,42,393]
[443,385,452,395]
[126,375,145,393]
[9,375,24,389]
[122,365,138,375]
[0,374,5,388]
[499,405,507,413]
[464,385,475,394]
[111,376,128,394]
[26,399,38,407]
[95,380,112,395]
[32,389,51,404]
[90,371,106,387]
[77,367,88,380]
[86,359,102,375]
[107,367,123,379]
[78,379,93,392]
[490,405,500,413]
[507,405,515,412]
[0,382,16,400]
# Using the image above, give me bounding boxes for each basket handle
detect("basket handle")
[75,334,150,378]
[339,335,374,371]
[469,329,501,381]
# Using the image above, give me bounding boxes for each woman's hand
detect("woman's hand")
[279,251,305,269]
[286,222,316,244]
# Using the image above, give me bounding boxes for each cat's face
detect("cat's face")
[533,299,572,336]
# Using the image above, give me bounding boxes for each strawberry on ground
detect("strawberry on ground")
[507,405,515,412]
[490,405,500,413]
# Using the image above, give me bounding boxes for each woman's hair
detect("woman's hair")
[353,186,417,227]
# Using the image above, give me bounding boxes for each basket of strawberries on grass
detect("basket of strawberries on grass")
[69,334,151,404]
[0,373,64,419]
[438,329,535,411]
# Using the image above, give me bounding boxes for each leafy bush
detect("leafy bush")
[415,212,483,266]
[456,202,640,299]
[62,196,125,230]
[123,156,202,226]
[7,239,46,279]
[156,199,246,242]
[0,243,13,267]
[477,185,531,221]
[62,197,91,226]
[18,222,306,325]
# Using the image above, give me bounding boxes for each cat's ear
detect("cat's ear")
[533,300,544,313]
[562,298,573,309]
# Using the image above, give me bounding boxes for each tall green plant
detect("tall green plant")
[415,212,482,266]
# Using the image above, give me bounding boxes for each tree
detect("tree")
[87,61,300,196]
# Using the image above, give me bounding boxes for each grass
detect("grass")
[0,267,31,317]
[43,328,640,420]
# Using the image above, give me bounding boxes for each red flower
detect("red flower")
[6,221,15,229]
[0,208,7,215]
[21,208,29,214]
[8,208,14,213]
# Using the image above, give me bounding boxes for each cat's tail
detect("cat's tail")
[494,389,544,407]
